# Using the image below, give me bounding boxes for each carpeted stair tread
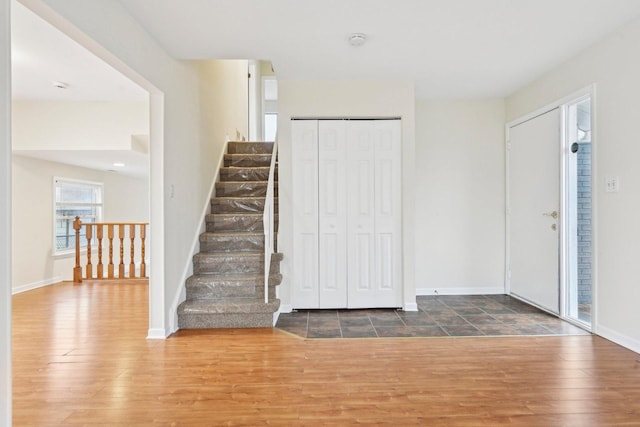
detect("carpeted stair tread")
[194,251,283,259]
[186,272,282,285]
[179,298,281,315]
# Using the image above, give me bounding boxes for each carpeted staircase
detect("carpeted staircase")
[177,141,281,328]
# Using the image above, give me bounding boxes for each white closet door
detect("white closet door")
[318,121,348,307]
[347,122,377,308]
[292,119,402,310]
[291,120,319,308]
[373,120,402,307]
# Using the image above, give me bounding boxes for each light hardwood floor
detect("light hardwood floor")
[12,281,640,426]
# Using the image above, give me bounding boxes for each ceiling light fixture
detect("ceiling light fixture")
[113,162,125,167]
[348,33,367,47]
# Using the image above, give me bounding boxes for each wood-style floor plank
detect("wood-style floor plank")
[12,281,640,426]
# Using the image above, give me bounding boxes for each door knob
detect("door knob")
[543,210,558,219]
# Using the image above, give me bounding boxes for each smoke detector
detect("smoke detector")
[348,33,367,47]
[52,81,69,89]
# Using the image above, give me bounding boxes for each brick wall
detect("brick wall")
[577,142,592,304]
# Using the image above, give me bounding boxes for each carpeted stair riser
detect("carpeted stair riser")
[211,197,279,214]
[227,141,274,154]
[185,281,277,301]
[205,213,279,233]
[215,181,278,197]
[193,253,282,275]
[177,312,274,329]
[220,167,278,182]
[199,232,265,252]
[185,274,282,300]
[177,301,280,329]
[223,154,272,167]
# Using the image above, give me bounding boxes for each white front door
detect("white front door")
[508,108,561,314]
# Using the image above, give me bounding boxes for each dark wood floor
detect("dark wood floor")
[12,281,640,425]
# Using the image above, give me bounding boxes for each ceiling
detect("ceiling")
[11,1,147,101]
[11,1,149,179]
[118,0,640,99]
[10,1,640,179]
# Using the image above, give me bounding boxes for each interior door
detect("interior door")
[508,108,561,314]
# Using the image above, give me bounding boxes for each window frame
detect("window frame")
[53,177,104,256]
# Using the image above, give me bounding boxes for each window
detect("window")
[54,177,103,254]
[264,113,278,142]
[262,77,278,141]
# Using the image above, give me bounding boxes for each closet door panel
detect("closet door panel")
[318,121,348,307]
[373,120,402,306]
[347,122,376,308]
[292,120,320,308]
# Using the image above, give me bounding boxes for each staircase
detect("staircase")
[177,141,281,329]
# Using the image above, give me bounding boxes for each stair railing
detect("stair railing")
[72,216,149,283]
[262,139,278,303]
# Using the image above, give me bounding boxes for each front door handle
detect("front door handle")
[543,210,558,219]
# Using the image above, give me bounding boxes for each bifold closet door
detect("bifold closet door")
[292,119,402,309]
[291,120,319,308]
[318,121,348,307]
[347,120,402,308]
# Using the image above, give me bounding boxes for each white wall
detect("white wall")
[11,155,149,292]
[12,100,148,150]
[277,79,416,310]
[197,60,248,144]
[506,16,640,352]
[1,0,12,423]
[415,100,506,295]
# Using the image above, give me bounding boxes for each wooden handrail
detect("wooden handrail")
[73,216,149,283]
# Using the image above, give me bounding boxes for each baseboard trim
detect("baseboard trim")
[403,302,418,312]
[147,328,170,340]
[596,324,640,354]
[416,287,505,296]
[279,304,293,314]
[12,276,63,295]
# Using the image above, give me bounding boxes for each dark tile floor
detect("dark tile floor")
[276,294,590,339]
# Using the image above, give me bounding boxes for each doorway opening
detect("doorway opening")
[506,88,594,331]
[564,96,592,328]
[10,0,165,338]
